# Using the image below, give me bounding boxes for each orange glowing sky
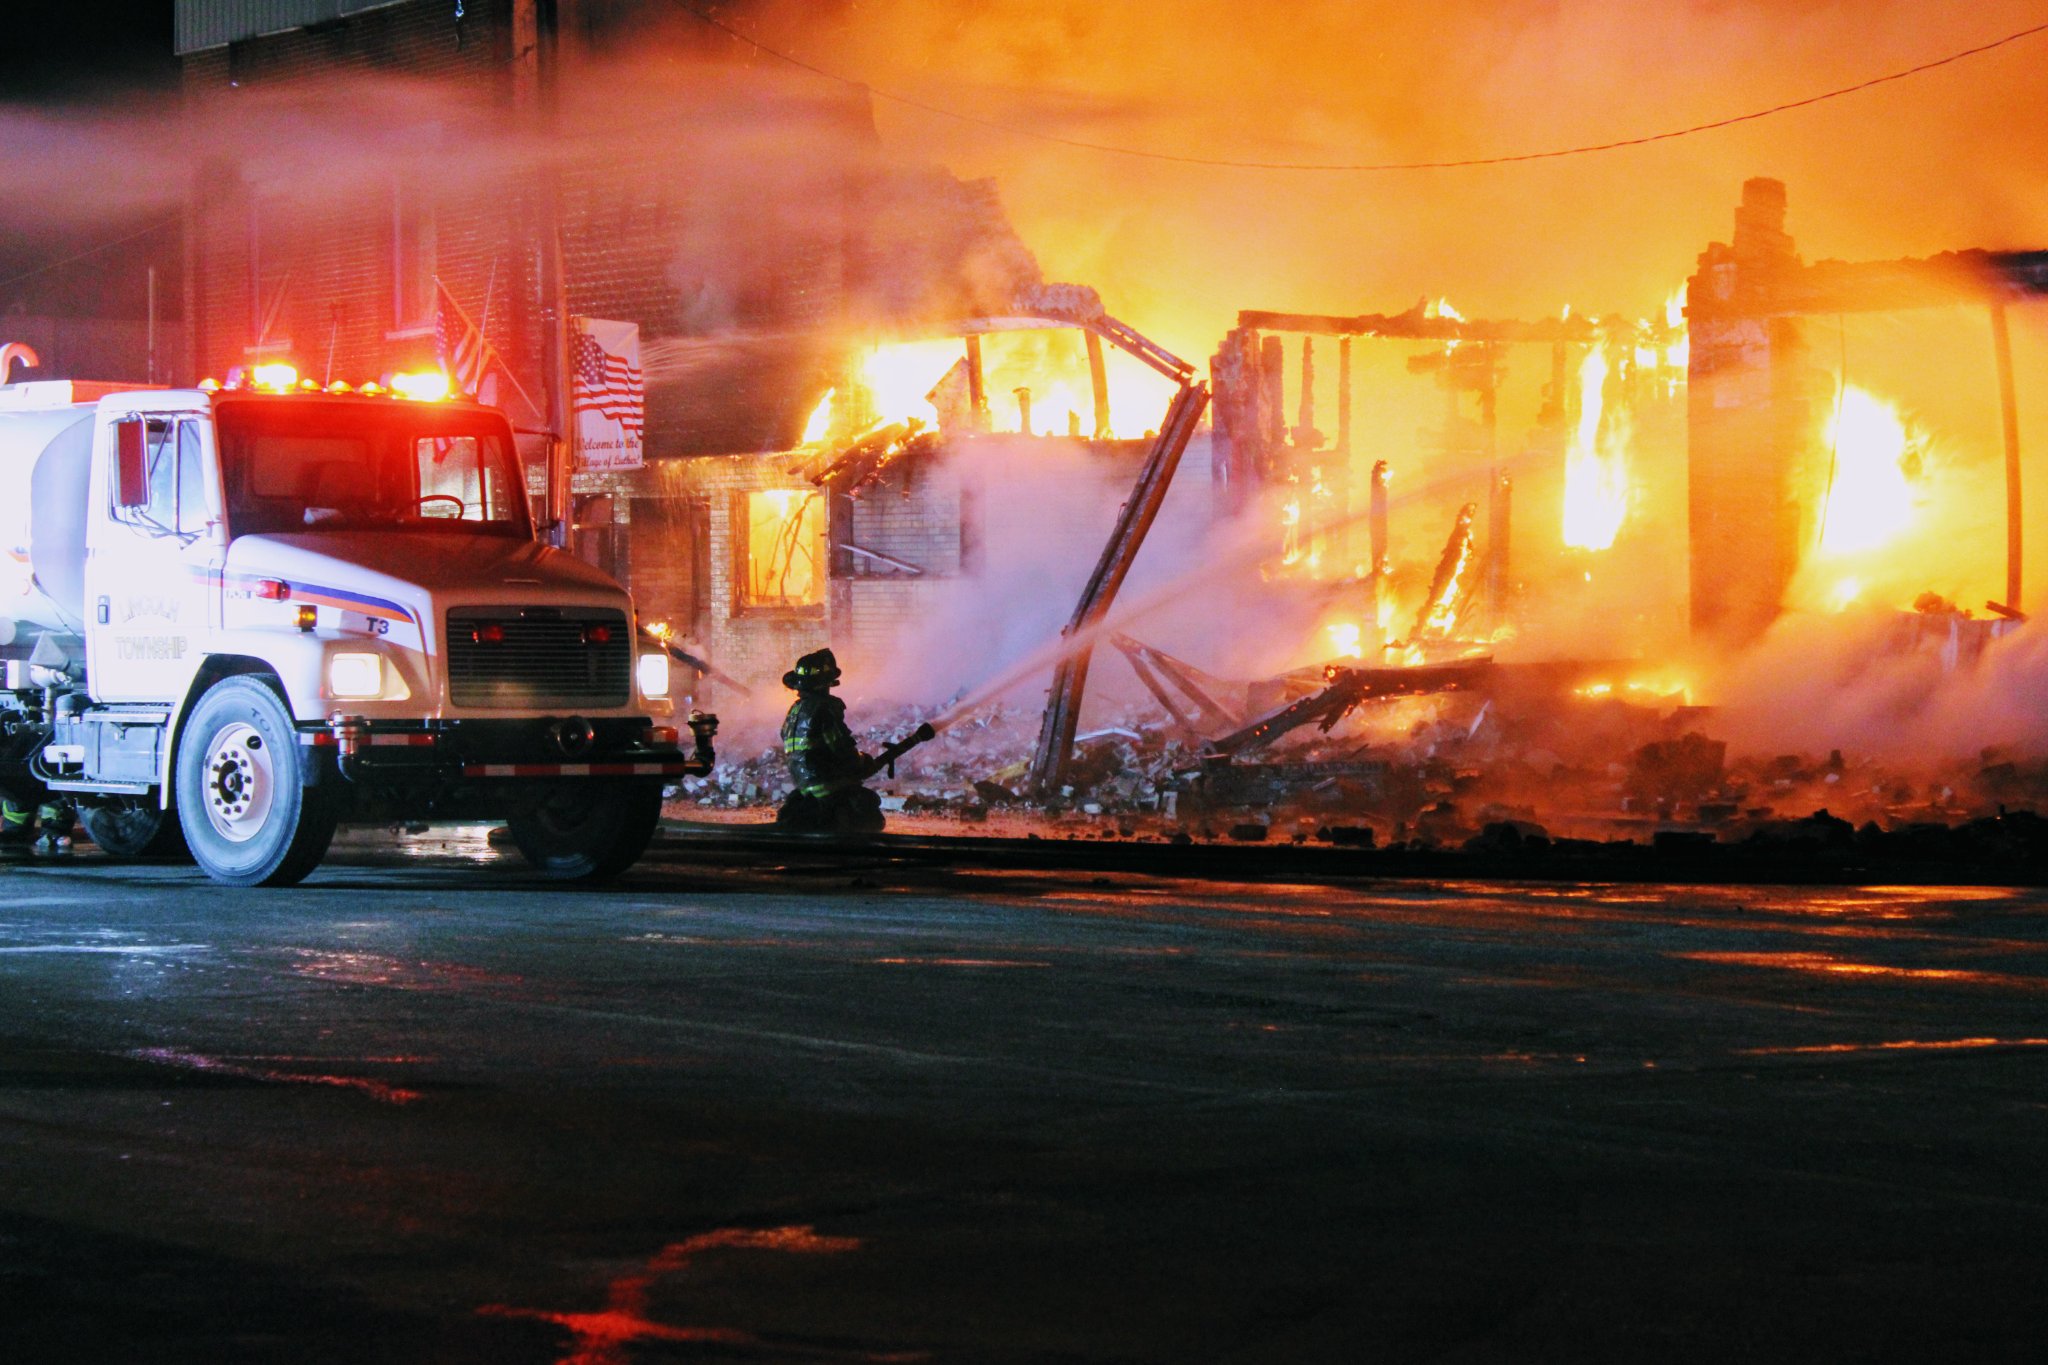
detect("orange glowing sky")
[738,0,2048,358]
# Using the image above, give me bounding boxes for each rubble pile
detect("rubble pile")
[675,700,1208,824]
[671,675,2048,861]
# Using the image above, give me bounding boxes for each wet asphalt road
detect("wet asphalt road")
[3,828,2047,1363]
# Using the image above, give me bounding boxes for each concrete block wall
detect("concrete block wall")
[666,454,828,695]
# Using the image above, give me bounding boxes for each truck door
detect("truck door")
[85,414,220,703]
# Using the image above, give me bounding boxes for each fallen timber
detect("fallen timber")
[1109,632,1246,737]
[1206,658,1495,757]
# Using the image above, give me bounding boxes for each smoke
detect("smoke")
[9,0,2048,782]
[3,20,1041,334]
[737,0,2048,357]
[833,433,1323,716]
[1708,607,2048,764]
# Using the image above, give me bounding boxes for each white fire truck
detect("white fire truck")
[0,355,713,886]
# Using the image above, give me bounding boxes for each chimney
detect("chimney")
[1686,179,1817,647]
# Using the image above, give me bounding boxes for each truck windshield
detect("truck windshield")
[217,399,532,540]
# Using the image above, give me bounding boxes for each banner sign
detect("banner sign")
[571,316,645,471]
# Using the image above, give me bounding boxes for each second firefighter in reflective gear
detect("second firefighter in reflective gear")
[776,648,884,833]
[0,794,73,859]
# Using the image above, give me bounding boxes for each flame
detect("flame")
[848,330,1171,440]
[1562,346,1628,550]
[1819,386,1917,554]
[1662,288,1690,371]
[1419,534,1474,636]
[1042,379,1085,436]
[1829,576,1864,611]
[1279,496,1304,566]
[860,340,964,426]
[1430,298,1465,322]
[1574,677,1693,704]
[800,387,835,445]
[1325,622,1364,659]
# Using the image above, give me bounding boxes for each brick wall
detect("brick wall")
[178,0,1065,707]
[183,1,533,395]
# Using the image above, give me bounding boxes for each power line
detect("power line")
[679,7,2048,171]
[0,212,180,293]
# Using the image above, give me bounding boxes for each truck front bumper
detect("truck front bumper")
[299,716,714,784]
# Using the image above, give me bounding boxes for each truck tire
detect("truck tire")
[78,796,192,861]
[174,677,339,887]
[506,780,662,882]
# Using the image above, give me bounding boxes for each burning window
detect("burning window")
[741,489,825,609]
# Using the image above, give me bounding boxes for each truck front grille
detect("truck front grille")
[445,608,632,709]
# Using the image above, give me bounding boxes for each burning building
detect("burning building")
[1686,178,2048,645]
[175,0,1175,705]
[160,2,2048,827]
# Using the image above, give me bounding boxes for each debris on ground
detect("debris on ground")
[667,640,2048,861]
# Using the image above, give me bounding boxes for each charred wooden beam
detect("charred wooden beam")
[1085,330,1111,440]
[945,312,1193,382]
[1368,459,1390,634]
[808,421,940,495]
[1259,337,1286,456]
[1208,327,1264,517]
[1028,380,1212,792]
[1712,248,2048,318]
[1336,336,1352,457]
[1369,461,1390,573]
[1206,659,1494,758]
[1413,503,1478,641]
[1992,301,2024,612]
[964,334,988,432]
[1109,632,1245,737]
[1121,649,1198,733]
[1294,338,1318,448]
[1238,307,1599,344]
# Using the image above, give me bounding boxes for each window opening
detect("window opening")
[742,489,824,608]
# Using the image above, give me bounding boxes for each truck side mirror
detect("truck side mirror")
[114,419,149,508]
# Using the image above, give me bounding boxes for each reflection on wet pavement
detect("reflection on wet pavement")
[130,1046,422,1104]
[478,1225,885,1365]
[1740,1036,2048,1055]
[6,837,2048,1361]
[1679,950,2044,989]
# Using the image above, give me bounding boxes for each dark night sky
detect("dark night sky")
[0,3,179,320]
[0,2,177,103]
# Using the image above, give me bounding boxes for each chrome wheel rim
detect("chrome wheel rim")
[203,723,275,843]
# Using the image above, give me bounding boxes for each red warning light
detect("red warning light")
[471,623,506,644]
[586,625,612,644]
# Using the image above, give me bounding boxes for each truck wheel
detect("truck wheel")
[174,677,339,887]
[506,780,662,882]
[78,796,192,861]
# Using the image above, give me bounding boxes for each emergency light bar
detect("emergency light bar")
[200,364,468,402]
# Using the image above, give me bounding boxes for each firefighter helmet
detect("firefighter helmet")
[783,648,841,691]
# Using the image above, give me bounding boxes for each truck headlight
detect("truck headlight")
[636,651,670,701]
[329,652,385,699]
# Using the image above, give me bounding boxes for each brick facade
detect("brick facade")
[181,0,1050,701]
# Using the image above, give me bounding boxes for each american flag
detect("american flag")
[572,327,644,441]
[433,279,504,403]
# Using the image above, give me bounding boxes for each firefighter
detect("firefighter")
[0,792,72,859]
[776,648,884,834]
